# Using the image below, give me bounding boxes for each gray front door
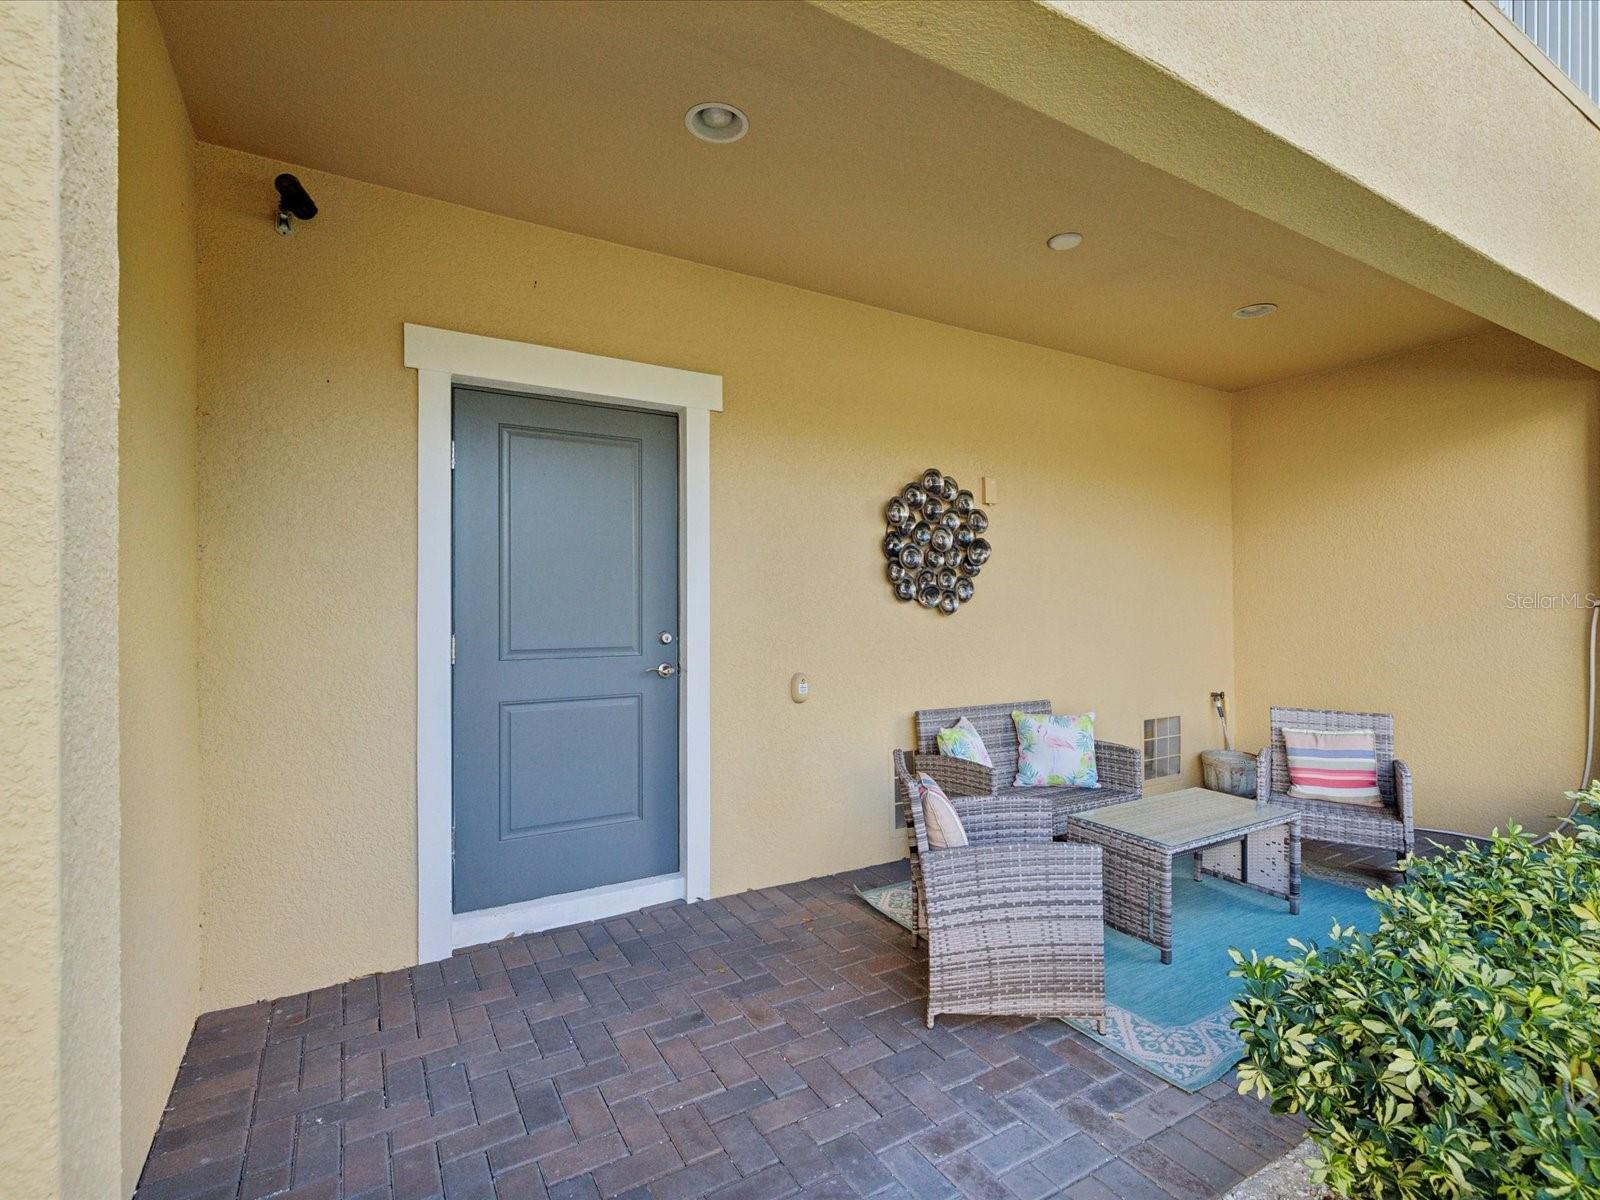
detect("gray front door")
[452,386,680,914]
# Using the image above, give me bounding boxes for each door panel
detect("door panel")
[453,387,679,914]
[499,695,643,837]
[501,427,641,658]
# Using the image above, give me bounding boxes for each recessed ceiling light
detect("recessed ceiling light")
[1046,232,1084,251]
[685,102,749,144]
[1232,302,1278,319]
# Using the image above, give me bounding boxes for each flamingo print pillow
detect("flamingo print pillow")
[1011,710,1099,789]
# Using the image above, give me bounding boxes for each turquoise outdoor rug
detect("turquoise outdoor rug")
[856,867,1379,1091]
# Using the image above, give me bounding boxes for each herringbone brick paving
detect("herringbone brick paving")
[134,854,1373,1200]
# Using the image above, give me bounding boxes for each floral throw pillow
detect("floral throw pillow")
[1012,710,1099,789]
[935,715,993,768]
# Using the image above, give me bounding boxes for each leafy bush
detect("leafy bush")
[1231,806,1600,1199]
[1576,784,1600,834]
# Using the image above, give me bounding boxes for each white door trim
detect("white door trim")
[450,872,689,953]
[406,323,719,962]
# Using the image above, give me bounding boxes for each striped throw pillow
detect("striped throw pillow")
[912,772,968,850]
[1283,728,1383,806]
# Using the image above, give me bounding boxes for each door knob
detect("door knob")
[651,662,678,678]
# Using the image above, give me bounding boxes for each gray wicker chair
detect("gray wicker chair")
[1255,707,1414,864]
[892,751,1106,1031]
[913,700,1142,837]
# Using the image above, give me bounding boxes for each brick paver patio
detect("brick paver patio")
[132,846,1415,1200]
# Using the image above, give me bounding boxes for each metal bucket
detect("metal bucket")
[1201,749,1257,798]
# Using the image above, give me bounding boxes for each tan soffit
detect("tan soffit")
[152,0,1484,391]
[820,0,1600,374]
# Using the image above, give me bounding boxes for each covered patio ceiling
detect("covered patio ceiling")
[151,0,1484,392]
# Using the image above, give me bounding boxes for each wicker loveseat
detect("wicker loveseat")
[912,700,1143,837]
[1255,706,1414,864]
[892,751,1105,1031]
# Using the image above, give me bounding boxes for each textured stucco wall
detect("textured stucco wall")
[0,1,122,1196]
[57,3,122,1194]
[814,0,1600,372]
[117,1,200,1191]
[1233,328,1600,836]
[194,145,1235,1008]
[0,3,69,1191]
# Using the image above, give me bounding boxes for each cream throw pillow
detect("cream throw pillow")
[914,772,968,850]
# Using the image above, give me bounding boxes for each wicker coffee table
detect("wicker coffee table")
[1063,788,1301,964]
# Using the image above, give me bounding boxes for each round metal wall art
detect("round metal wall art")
[883,468,990,614]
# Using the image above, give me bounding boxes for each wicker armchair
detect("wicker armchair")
[913,700,1142,836]
[1256,707,1414,864]
[893,751,1105,1031]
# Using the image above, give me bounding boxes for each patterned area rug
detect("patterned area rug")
[856,867,1378,1091]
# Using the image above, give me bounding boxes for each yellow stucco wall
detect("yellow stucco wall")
[0,2,123,1196]
[1232,328,1600,836]
[57,4,123,1193]
[0,3,70,1191]
[194,145,1235,1008]
[118,1,201,1191]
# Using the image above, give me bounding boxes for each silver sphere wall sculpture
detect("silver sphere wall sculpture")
[882,468,991,614]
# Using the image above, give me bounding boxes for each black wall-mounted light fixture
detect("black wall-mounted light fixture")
[275,173,317,235]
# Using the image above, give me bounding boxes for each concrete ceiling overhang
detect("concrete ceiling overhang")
[821,0,1600,374]
[152,0,1497,390]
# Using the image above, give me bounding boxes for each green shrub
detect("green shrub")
[1231,810,1600,1199]
[1576,784,1600,834]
